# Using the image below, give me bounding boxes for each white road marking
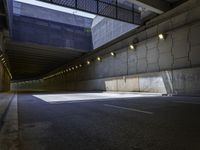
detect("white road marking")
[104,104,154,115]
[173,101,200,105]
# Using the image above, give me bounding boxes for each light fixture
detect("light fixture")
[158,33,167,40]
[128,44,135,50]
[97,57,102,62]
[79,64,82,67]
[138,7,144,12]
[69,68,71,71]
[75,65,78,69]
[87,60,91,65]
[110,52,115,56]
[72,67,75,70]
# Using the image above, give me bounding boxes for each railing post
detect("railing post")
[97,0,99,14]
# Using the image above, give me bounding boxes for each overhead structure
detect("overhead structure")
[38,0,141,24]
[5,40,86,80]
[0,0,7,30]
[127,0,171,14]
[1,0,187,81]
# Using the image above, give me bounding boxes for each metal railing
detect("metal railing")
[38,0,141,24]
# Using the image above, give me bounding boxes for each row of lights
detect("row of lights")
[43,45,135,80]
[43,33,167,80]
[0,53,12,79]
[0,54,6,64]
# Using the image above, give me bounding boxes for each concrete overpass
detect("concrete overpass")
[1,0,200,150]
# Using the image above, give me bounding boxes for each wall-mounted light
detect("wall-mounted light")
[87,60,91,65]
[97,57,102,62]
[110,52,116,57]
[128,44,136,50]
[158,33,167,40]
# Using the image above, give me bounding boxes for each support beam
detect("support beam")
[127,0,171,14]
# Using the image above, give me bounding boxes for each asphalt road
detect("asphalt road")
[17,92,200,150]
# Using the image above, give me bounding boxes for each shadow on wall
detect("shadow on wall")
[11,67,200,96]
[104,68,200,96]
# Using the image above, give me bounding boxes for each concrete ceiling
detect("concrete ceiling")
[5,40,86,81]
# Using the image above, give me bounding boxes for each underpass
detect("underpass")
[0,0,200,149]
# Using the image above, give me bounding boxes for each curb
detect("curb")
[0,93,15,131]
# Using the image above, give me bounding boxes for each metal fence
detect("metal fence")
[38,0,141,24]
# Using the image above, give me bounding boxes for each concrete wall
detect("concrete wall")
[12,0,200,96]
[13,1,93,28]
[0,63,11,91]
[92,16,137,49]
[0,33,11,92]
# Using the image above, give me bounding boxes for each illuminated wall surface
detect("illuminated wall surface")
[92,16,137,49]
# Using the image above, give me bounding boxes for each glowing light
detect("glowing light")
[86,60,91,65]
[129,44,135,50]
[110,52,115,56]
[158,33,167,40]
[97,57,102,62]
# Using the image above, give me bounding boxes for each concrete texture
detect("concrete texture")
[16,92,200,150]
[0,62,11,91]
[13,1,93,28]
[0,32,11,92]
[0,94,19,150]
[13,67,200,96]
[91,16,137,49]
[0,93,14,129]
[12,0,200,96]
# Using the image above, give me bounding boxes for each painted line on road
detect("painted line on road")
[173,101,200,105]
[104,104,154,115]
